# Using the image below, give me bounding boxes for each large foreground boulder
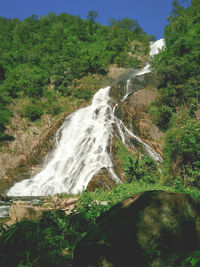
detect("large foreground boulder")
[73,191,200,267]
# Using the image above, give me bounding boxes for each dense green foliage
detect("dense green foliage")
[0,12,151,142]
[150,0,200,187]
[0,181,200,267]
[124,153,158,183]
[114,139,159,184]
[0,133,199,266]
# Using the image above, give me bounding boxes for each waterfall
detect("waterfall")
[8,87,121,196]
[0,204,10,218]
[121,79,131,101]
[7,39,164,197]
[134,39,165,76]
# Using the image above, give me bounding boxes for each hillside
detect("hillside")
[0,12,152,190]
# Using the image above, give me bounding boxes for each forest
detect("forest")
[151,0,200,189]
[0,10,151,142]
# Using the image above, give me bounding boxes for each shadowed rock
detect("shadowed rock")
[73,191,200,267]
[87,168,117,192]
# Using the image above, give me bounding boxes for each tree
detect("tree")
[86,10,99,23]
[86,10,99,35]
[119,18,139,31]
[168,0,184,22]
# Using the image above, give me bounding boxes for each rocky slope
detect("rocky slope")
[0,67,163,194]
[0,74,114,193]
[111,72,163,156]
[0,113,63,192]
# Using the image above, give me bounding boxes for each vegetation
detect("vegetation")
[1,138,199,266]
[114,139,159,184]
[0,180,200,267]
[150,0,200,187]
[0,11,152,142]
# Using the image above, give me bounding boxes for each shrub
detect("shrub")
[21,102,43,121]
[73,88,92,101]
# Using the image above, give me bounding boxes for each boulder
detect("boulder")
[73,191,200,267]
[87,168,117,192]
[9,202,47,223]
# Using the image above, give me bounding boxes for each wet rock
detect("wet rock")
[73,191,200,267]
[111,75,164,155]
[87,168,117,192]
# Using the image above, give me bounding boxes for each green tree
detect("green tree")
[86,10,99,23]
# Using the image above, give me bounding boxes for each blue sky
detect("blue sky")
[0,0,186,39]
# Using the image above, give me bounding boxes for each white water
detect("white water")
[0,204,10,218]
[121,38,165,101]
[135,38,165,76]
[8,87,121,196]
[121,79,132,101]
[7,39,164,197]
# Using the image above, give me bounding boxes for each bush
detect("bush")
[0,210,89,266]
[21,102,43,121]
[163,117,200,188]
[73,88,92,101]
[0,109,13,142]
[125,154,158,183]
[150,104,174,131]
[181,250,200,267]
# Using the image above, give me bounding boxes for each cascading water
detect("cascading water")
[7,39,165,197]
[0,203,10,219]
[121,79,131,101]
[121,39,165,101]
[8,87,121,196]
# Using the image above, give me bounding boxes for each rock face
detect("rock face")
[111,72,164,156]
[127,86,157,113]
[126,86,163,155]
[73,191,200,267]
[0,112,66,192]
